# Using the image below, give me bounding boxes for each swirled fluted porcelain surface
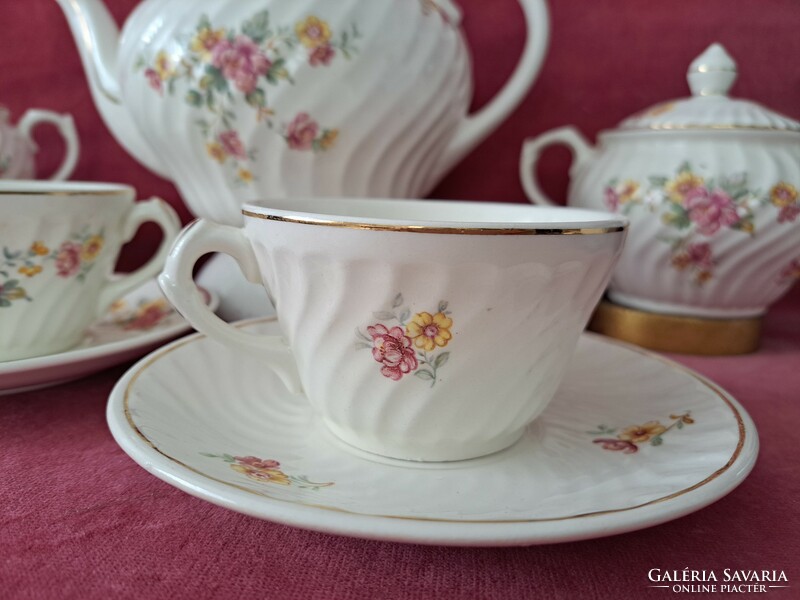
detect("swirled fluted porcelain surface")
[569,131,800,317]
[118,0,471,224]
[109,319,757,545]
[240,209,625,461]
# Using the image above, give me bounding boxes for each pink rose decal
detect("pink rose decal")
[603,187,620,212]
[672,242,715,283]
[684,187,740,236]
[686,242,714,270]
[593,439,638,454]
[778,204,800,224]
[55,242,82,278]
[309,44,335,66]
[235,456,281,470]
[218,130,247,159]
[211,35,272,94]
[144,69,162,94]
[123,305,169,331]
[367,324,418,381]
[285,113,320,151]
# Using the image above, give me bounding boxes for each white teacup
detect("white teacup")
[159,199,627,462]
[0,182,180,361]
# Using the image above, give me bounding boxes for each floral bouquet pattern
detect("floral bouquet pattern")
[1,230,105,308]
[137,10,360,185]
[589,412,695,454]
[201,453,333,490]
[604,162,800,285]
[356,294,453,387]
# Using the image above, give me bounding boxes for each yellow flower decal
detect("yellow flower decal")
[770,182,798,207]
[617,421,667,444]
[29,242,49,256]
[406,311,453,352]
[238,168,254,183]
[295,16,332,48]
[231,463,291,486]
[154,51,175,81]
[616,180,640,205]
[190,27,227,60]
[665,171,704,204]
[318,129,339,151]
[206,142,226,163]
[2,286,27,301]
[81,235,104,262]
[18,265,42,278]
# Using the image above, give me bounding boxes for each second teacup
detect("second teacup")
[159,198,627,462]
[0,181,180,361]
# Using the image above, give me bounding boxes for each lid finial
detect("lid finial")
[687,43,737,97]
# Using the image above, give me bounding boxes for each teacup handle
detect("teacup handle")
[520,126,595,206]
[158,219,303,394]
[96,198,180,315]
[17,109,80,181]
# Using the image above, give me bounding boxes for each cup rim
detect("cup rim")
[242,198,628,235]
[0,180,134,197]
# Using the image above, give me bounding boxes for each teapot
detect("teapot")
[56,0,550,225]
[0,107,79,180]
[520,44,800,342]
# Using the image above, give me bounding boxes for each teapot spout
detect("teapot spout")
[55,0,170,179]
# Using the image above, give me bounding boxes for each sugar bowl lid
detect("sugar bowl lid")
[619,43,800,132]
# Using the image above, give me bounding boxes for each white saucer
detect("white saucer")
[108,318,758,547]
[0,279,218,395]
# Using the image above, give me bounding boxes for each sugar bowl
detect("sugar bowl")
[521,44,800,354]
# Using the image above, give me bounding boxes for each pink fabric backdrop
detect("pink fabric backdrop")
[1,1,799,598]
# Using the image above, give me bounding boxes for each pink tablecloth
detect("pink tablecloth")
[2,0,800,598]
[2,295,799,599]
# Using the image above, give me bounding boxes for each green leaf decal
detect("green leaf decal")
[414,370,435,381]
[245,88,266,108]
[186,90,203,107]
[242,10,270,43]
[434,352,450,368]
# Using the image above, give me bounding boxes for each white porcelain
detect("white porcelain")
[158,197,626,461]
[0,279,218,395]
[0,107,79,180]
[56,0,549,225]
[0,181,180,361]
[521,43,800,318]
[108,318,758,546]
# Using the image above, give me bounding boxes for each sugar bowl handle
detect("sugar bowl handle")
[158,219,303,394]
[17,109,81,181]
[520,126,595,205]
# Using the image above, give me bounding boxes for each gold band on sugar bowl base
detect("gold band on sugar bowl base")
[588,300,762,356]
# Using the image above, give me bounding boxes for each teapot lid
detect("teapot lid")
[618,43,800,132]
